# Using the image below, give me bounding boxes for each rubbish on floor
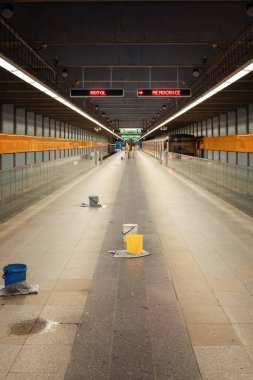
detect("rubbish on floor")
[80,195,102,208]
[2,263,27,287]
[126,234,143,254]
[108,250,151,258]
[0,281,39,297]
[122,223,138,242]
[89,195,101,207]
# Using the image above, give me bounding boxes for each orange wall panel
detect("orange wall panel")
[201,134,253,153]
[0,134,108,154]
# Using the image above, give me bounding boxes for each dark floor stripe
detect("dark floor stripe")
[64,158,201,380]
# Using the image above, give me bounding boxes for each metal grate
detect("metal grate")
[156,21,253,128]
[0,16,105,126]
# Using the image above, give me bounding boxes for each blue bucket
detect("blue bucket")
[2,264,27,287]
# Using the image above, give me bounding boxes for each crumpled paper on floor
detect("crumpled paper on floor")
[108,250,151,258]
[0,281,39,296]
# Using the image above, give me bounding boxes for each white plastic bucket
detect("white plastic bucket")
[122,224,138,242]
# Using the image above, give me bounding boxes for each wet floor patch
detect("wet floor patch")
[9,319,37,336]
[9,317,59,336]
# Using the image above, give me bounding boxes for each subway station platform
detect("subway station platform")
[0,151,253,380]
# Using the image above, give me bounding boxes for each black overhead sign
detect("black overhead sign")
[137,88,191,97]
[70,89,124,97]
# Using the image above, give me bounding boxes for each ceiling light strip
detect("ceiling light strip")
[0,56,121,140]
[140,60,253,140]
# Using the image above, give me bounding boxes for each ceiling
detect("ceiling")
[0,1,253,139]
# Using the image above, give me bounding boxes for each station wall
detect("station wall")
[169,103,253,167]
[0,104,109,170]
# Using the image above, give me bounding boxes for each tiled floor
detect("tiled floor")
[0,151,252,379]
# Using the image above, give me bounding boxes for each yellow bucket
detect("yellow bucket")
[126,234,144,255]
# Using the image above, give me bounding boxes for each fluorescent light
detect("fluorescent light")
[0,54,122,140]
[0,57,16,72]
[225,70,247,83]
[14,70,35,83]
[244,62,253,71]
[141,59,253,140]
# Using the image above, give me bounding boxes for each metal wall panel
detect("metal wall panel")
[249,153,253,167]
[16,152,26,167]
[50,119,56,138]
[27,112,35,135]
[202,120,207,136]
[237,152,248,166]
[60,122,65,138]
[1,153,14,169]
[26,152,35,165]
[36,114,43,136]
[228,151,237,164]
[237,108,247,134]
[35,151,43,163]
[55,121,60,138]
[207,118,213,137]
[16,108,26,135]
[249,104,253,133]
[227,111,236,135]
[220,114,227,136]
[2,104,14,134]
[44,117,49,137]
[43,151,49,161]
[49,151,55,160]
[213,151,219,161]
[220,151,227,163]
[213,116,219,136]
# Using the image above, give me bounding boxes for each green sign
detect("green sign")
[121,135,141,141]
[119,128,142,134]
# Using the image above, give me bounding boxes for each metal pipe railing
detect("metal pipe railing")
[0,16,107,127]
[155,21,253,128]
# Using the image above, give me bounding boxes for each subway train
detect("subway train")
[142,134,202,157]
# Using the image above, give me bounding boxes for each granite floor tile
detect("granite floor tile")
[0,325,29,345]
[169,266,206,281]
[0,291,51,306]
[233,324,253,345]
[208,279,248,293]
[40,305,84,324]
[10,345,72,373]
[215,292,253,306]
[26,322,78,345]
[177,291,218,307]
[26,277,57,291]
[202,374,253,380]
[0,305,43,326]
[223,305,253,323]
[182,305,229,324]
[194,346,253,376]
[245,346,253,361]
[54,278,92,291]
[187,323,240,346]
[0,344,22,372]
[173,278,211,292]
[46,290,88,306]
[6,374,65,380]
